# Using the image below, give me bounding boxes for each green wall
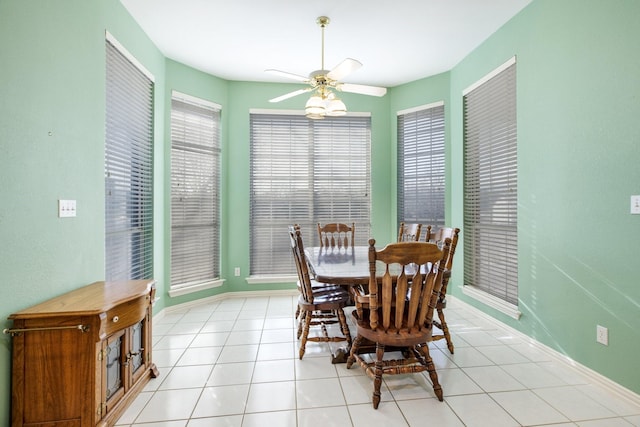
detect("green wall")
[388,0,640,396]
[1,0,639,424]
[0,0,168,423]
[444,0,640,393]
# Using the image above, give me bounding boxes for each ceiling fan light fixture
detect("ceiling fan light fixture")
[305,95,326,116]
[325,97,346,116]
[305,89,346,119]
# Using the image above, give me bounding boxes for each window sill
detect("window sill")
[461,285,522,320]
[246,275,296,285]
[169,279,225,298]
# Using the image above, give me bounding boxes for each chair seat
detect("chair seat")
[312,279,342,291]
[298,279,343,291]
[298,288,350,311]
[352,310,432,348]
[295,280,345,320]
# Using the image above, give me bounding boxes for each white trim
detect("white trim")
[249,108,305,116]
[245,275,297,285]
[397,100,444,116]
[160,289,299,314]
[249,108,371,117]
[168,279,225,298]
[172,90,221,111]
[461,285,522,320]
[463,56,516,96]
[105,31,155,82]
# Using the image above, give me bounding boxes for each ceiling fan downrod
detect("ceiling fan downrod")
[317,16,330,72]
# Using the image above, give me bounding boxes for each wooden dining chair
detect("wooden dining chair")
[317,222,355,249]
[347,238,451,408]
[289,225,352,359]
[397,221,422,242]
[291,224,345,320]
[426,227,460,354]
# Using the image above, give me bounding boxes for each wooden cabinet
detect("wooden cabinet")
[6,280,158,427]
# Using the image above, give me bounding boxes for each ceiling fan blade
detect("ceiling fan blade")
[269,88,312,103]
[265,69,309,82]
[327,58,362,81]
[337,83,387,97]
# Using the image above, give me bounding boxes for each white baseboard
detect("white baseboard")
[449,295,640,407]
[153,288,298,322]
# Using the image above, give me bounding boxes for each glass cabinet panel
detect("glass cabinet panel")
[130,320,144,374]
[105,334,122,400]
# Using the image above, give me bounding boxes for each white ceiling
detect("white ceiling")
[120,0,532,88]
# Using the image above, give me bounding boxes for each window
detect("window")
[397,102,445,230]
[250,112,371,276]
[170,92,221,291]
[463,57,518,309]
[105,35,154,281]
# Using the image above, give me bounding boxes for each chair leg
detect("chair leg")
[372,343,385,409]
[336,308,352,345]
[296,309,305,339]
[437,307,454,354]
[346,335,363,368]
[418,343,443,401]
[299,311,312,359]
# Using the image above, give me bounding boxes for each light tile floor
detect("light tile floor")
[116,295,640,426]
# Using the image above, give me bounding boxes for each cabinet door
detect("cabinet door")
[127,315,149,386]
[104,329,126,413]
[11,319,92,426]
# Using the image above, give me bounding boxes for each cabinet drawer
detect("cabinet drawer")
[104,295,148,336]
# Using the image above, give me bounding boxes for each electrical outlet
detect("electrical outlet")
[596,325,608,346]
[631,195,640,214]
[234,267,241,277]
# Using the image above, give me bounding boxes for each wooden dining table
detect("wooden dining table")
[306,245,372,286]
[306,244,416,288]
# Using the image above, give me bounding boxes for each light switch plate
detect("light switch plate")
[58,199,77,217]
[631,195,640,214]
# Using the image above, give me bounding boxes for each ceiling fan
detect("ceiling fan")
[266,16,387,119]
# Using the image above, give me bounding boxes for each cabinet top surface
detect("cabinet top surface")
[8,280,156,319]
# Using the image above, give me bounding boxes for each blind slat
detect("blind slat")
[105,40,154,281]
[463,60,518,305]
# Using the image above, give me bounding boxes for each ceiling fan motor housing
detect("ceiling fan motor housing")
[309,70,332,88]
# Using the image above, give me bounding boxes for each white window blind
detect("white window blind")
[250,113,371,275]
[105,39,154,281]
[463,58,518,305]
[170,92,221,289]
[397,102,445,230]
